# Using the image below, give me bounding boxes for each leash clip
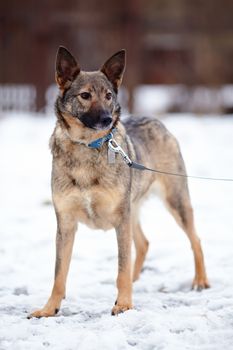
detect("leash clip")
[108,139,133,166]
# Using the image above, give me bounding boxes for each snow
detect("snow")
[0,112,233,350]
[134,85,233,114]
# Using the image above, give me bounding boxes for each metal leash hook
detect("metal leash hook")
[108,138,133,166]
[109,138,233,181]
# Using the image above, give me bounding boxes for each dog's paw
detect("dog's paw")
[192,277,210,291]
[111,302,133,316]
[27,307,59,319]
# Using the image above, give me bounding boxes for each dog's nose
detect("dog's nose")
[100,115,112,127]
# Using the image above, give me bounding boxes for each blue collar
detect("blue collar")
[87,128,116,149]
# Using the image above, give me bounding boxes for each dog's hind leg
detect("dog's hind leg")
[163,178,210,290]
[28,211,77,318]
[133,218,149,282]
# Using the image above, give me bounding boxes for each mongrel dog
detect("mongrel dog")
[29,47,209,318]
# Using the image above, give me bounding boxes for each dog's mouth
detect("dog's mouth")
[92,120,113,131]
[78,111,113,131]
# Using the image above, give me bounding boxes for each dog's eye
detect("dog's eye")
[106,92,112,100]
[80,92,91,100]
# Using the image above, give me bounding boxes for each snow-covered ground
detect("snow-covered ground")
[0,112,233,350]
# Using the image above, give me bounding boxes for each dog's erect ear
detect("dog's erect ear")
[101,50,126,93]
[55,46,80,89]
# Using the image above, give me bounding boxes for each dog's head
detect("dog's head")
[55,47,125,134]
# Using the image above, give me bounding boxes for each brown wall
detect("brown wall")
[1,0,233,111]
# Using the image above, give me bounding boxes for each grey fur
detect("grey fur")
[28,48,209,319]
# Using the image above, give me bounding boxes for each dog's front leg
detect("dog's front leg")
[28,212,77,318]
[112,218,133,315]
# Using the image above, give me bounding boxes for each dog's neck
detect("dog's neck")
[57,111,119,148]
[66,127,116,149]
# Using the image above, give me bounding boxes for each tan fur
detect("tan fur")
[28,47,209,319]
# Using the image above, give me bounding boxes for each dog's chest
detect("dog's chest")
[80,191,95,218]
[52,140,127,230]
[68,166,123,230]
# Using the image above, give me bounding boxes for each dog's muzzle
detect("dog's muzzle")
[79,110,113,130]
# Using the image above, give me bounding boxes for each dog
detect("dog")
[29,47,209,318]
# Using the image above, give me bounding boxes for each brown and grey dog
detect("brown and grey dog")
[29,47,209,318]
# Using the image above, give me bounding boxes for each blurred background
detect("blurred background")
[1,3,233,346]
[1,0,233,115]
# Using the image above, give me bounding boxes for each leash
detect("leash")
[108,138,233,182]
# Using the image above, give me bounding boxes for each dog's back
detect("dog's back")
[122,117,188,205]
